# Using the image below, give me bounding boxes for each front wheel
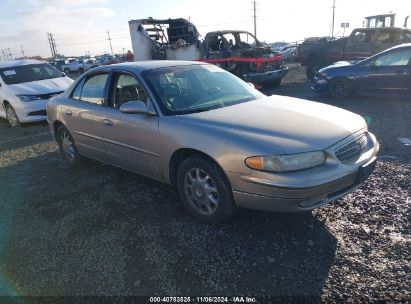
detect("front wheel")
[56,125,83,166]
[5,104,20,127]
[306,65,320,81]
[329,78,352,98]
[177,155,236,224]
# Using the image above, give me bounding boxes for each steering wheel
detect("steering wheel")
[237,41,251,49]
[189,87,223,108]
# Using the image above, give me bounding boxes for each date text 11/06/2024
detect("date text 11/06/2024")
[149,296,257,303]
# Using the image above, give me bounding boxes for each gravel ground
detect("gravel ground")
[0,64,409,302]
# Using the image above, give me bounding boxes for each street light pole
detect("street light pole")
[331,0,336,37]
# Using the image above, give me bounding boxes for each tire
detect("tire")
[306,65,320,81]
[5,104,20,127]
[56,125,83,166]
[177,155,236,224]
[329,77,352,98]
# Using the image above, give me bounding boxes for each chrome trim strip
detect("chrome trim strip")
[74,130,160,157]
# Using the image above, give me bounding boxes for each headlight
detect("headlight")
[16,95,43,102]
[245,151,325,172]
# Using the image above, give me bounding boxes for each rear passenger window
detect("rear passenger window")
[80,74,109,105]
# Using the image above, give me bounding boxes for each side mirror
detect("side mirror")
[119,100,156,116]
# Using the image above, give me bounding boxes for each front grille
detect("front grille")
[28,110,47,116]
[38,91,63,100]
[335,133,368,164]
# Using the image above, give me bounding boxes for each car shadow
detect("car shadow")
[0,119,51,152]
[0,151,336,300]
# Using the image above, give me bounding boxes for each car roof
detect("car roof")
[385,43,411,52]
[206,30,253,35]
[91,60,206,73]
[0,59,45,69]
[352,27,410,32]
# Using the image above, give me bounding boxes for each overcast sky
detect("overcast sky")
[0,0,410,59]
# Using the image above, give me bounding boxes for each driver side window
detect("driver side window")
[374,49,411,67]
[111,73,148,109]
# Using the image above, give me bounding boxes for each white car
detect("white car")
[0,59,73,127]
[61,58,84,73]
[83,58,99,71]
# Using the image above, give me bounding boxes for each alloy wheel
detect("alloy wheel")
[61,131,76,161]
[6,106,19,127]
[184,168,219,215]
[332,79,351,98]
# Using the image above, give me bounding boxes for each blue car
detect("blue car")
[312,43,411,98]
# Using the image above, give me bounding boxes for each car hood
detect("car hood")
[176,95,366,154]
[8,77,73,95]
[320,60,361,73]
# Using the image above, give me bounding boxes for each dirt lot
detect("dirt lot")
[0,65,410,302]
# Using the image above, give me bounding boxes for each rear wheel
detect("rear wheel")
[329,77,352,98]
[56,125,83,166]
[177,155,236,224]
[5,104,20,127]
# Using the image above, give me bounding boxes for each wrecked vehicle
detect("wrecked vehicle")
[298,14,411,80]
[129,18,288,88]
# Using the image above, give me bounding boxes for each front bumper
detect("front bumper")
[15,99,48,123]
[243,67,289,84]
[311,76,329,94]
[228,131,379,212]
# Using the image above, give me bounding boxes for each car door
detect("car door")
[0,78,6,118]
[355,47,411,97]
[62,72,111,162]
[344,29,373,60]
[98,71,162,181]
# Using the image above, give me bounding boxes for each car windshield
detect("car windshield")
[0,63,64,85]
[142,64,264,115]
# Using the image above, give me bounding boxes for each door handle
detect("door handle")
[103,119,113,126]
[65,109,72,116]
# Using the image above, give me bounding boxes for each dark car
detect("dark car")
[299,27,411,80]
[311,43,411,98]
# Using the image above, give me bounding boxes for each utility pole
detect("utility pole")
[253,1,257,39]
[21,45,25,57]
[47,33,53,57]
[47,33,58,58]
[107,31,114,55]
[7,48,12,60]
[331,0,336,38]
